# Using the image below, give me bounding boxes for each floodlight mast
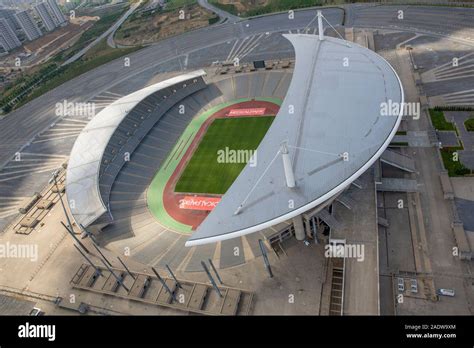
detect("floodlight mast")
[49,168,73,231]
[317,10,324,41]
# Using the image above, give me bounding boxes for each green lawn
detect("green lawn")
[167,0,196,10]
[429,109,456,131]
[464,118,474,132]
[210,0,323,17]
[175,116,274,194]
[440,146,471,176]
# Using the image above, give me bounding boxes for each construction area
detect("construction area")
[114,3,217,46]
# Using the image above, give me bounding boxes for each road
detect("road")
[64,0,142,64]
[197,0,240,23]
[106,0,144,49]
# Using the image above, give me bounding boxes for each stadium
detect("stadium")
[3,0,474,324]
[66,26,403,271]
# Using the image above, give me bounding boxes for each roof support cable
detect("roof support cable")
[234,149,281,215]
[303,13,319,34]
[287,144,341,158]
[321,13,351,47]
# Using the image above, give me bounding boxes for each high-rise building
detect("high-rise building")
[34,0,66,32]
[34,2,55,31]
[45,0,66,26]
[14,9,42,41]
[0,8,20,31]
[0,17,21,52]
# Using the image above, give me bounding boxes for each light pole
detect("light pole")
[49,168,73,232]
[259,239,273,278]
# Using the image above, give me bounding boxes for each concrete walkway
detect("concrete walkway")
[332,170,379,315]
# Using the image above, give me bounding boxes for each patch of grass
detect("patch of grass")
[464,118,474,132]
[209,1,239,16]
[209,16,220,25]
[115,1,214,46]
[440,146,471,177]
[396,131,407,135]
[210,0,323,17]
[0,63,57,111]
[429,109,456,131]
[246,0,323,16]
[175,116,274,194]
[166,0,196,11]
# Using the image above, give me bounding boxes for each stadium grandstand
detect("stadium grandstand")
[66,67,294,269]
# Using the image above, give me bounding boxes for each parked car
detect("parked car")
[29,307,43,316]
[397,278,404,292]
[410,279,418,294]
[436,288,455,297]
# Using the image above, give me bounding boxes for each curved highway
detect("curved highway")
[197,0,240,23]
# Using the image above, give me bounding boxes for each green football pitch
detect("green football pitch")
[175,116,274,195]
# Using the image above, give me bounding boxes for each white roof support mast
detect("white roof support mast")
[281,143,296,188]
[317,10,324,41]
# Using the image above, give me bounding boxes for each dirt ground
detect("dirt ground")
[218,0,270,14]
[114,4,215,46]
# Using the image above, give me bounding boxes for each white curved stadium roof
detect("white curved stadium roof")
[66,70,206,227]
[186,34,403,246]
